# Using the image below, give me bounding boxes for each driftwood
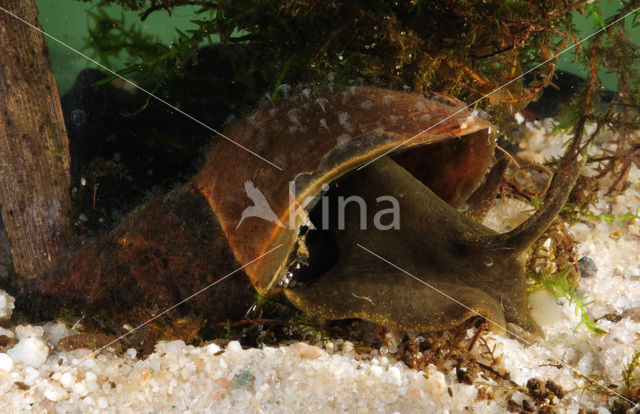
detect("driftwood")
[0,1,74,280]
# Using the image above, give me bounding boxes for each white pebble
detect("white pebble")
[226,341,242,353]
[72,381,89,396]
[386,366,402,386]
[7,337,49,367]
[97,396,108,409]
[0,353,12,371]
[424,365,448,394]
[15,324,44,340]
[70,348,93,361]
[325,342,335,353]
[570,222,590,241]
[23,366,41,385]
[159,340,186,354]
[44,384,68,401]
[529,290,563,326]
[0,290,15,320]
[0,327,13,339]
[43,321,70,345]
[206,343,221,355]
[289,342,324,359]
[85,371,98,383]
[60,372,75,388]
[369,365,384,378]
[342,341,354,354]
[385,331,404,354]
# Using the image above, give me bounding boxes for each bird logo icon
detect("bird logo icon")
[236,181,285,229]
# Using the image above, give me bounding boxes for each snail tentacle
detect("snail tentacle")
[478,142,586,255]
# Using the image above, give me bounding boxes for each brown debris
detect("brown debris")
[59,333,120,352]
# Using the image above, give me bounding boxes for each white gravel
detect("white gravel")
[0,119,638,412]
[0,290,14,321]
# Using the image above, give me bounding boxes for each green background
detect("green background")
[34,0,635,94]
[36,0,200,93]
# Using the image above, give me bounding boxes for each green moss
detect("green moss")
[623,349,640,389]
[529,268,606,334]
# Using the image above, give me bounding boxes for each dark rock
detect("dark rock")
[578,256,598,278]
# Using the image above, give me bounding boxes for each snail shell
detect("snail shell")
[194,86,495,295]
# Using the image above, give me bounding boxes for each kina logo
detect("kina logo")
[236,181,285,229]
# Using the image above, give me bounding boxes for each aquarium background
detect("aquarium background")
[36,0,201,93]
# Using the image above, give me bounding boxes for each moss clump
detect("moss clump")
[81,1,586,127]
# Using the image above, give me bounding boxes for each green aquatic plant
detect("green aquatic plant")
[529,268,606,334]
[84,8,207,90]
[623,349,640,390]
[584,210,640,224]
